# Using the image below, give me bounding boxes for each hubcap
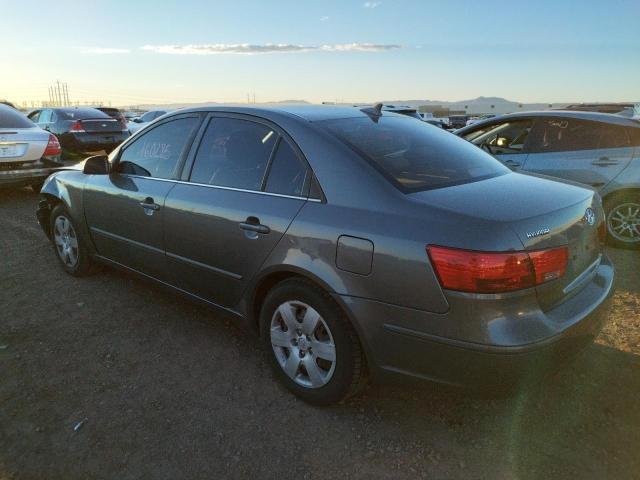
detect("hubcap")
[270,301,336,389]
[608,202,640,244]
[53,215,79,267]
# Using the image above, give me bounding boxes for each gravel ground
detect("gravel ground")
[1,187,638,480]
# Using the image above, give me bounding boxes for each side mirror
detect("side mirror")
[83,155,110,175]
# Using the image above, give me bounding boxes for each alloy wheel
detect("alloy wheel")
[270,301,337,389]
[53,215,79,267]
[607,202,640,244]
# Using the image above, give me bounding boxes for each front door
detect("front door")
[163,115,311,307]
[460,119,533,170]
[83,114,202,280]
[522,117,634,190]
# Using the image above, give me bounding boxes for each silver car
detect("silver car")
[37,106,614,405]
[456,111,640,248]
[0,104,63,190]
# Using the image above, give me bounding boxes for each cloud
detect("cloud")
[320,16,330,21]
[81,47,130,54]
[141,43,400,55]
[363,1,382,8]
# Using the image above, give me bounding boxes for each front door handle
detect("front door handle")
[592,157,619,167]
[503,159,521,168]
[239,216,270,234]
[139,197,160,214]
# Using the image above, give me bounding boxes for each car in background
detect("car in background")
[456,111,640,248]
[36,105,613,404]
[127,109,170,134]
[0,103,63,190]
[1,100,17,109]
[27,107,129,158]
[466,114,496,127]
[420,113,449,129]
[448,115,470,129]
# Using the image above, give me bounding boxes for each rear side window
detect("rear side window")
[529,118,628,152]
[321,116,509,192]
[265,140,309,197]
[0,106,34,128]
[597,124,630,149]
[189,117,277,191]
[119,116,200,179]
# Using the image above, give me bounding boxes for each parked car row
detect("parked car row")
[36,105,615,405]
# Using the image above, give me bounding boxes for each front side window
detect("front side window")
[38,110,52,124]
[189,117,277,191]
[464,120,533,154]
[265,140,309,197]
[118,116,200,179]
[321,116,509,192]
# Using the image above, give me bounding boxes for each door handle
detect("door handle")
[239,216,270,234]
[592,157,619,167]
[503,159,521,167]
[139,197,160,212]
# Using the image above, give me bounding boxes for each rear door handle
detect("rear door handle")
[503,159,521,167]
[239,216,270,234]
[592,157,619,166]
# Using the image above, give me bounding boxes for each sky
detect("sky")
[2,0,639,106]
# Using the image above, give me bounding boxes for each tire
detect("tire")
[604,192,640,249]
[49,204,96,276]
[259,278,367,405]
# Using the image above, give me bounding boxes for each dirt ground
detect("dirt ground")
[1,187,638,480]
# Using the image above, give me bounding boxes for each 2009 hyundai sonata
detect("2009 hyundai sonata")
[36,105,614,405]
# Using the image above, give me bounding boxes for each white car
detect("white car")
[466,114,496,127]
[0,104,62,190]
[127,109,170,134]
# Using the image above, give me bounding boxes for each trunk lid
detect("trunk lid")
[410,172,602,309]
[79,118,122,133]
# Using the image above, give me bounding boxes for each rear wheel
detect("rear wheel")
[605,192,640,249]
[260,278,367,405]
[50,204,96,276]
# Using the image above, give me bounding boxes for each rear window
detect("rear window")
[320,116,509,192]
[58,109,110,120]
[0,106,35,128]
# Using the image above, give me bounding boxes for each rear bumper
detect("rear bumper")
[0,162,60,188]
[62,132,129,152]
[338,254,615,387]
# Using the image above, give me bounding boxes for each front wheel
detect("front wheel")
[260,278,367,405]
[605,193,640,249]
[49,204,96,276]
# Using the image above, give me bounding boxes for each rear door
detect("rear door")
[522,117,634,190]
[163,114,311,307]
[83,114,202,280]
[460,118,533,170]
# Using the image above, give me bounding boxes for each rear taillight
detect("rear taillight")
[43,134,62,157]
[69,120,85,133]
[427,245,568,294]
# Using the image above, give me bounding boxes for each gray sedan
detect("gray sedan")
[456,111,640,248]
[36,105,614,405]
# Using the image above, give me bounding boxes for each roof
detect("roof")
[463,110,639,129]
[176,104,376,122]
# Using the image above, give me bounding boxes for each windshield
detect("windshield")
[320,116,509,192]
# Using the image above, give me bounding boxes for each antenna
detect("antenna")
[360,102,384,122]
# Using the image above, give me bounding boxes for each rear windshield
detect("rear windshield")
[0,106,35,128]
[58,108,111,120]
[320,116,509,192]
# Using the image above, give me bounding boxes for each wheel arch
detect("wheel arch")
[245,265,375,371]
